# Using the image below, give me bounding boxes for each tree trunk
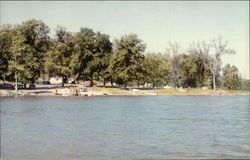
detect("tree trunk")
[103,79,106,87]
[74,73,80,81]
[62,76,64,87]
[90,77,94,87]
[124,83,127,89]
[213,59,218,90]
[213,72,216,90]
[14,57,18,92]
[111,78,113,87]
[24,83,27,89]
[15,71,18,92]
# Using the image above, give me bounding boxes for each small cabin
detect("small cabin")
[50,77,63,85]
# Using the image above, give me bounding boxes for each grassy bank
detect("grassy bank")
[155,88,250,95]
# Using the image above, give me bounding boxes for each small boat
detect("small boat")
[62,93,78,96]
[8,91,29,96]
[55,87,79,96]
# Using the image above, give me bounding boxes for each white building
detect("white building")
[68,78,75,84]
[50,77,63,85]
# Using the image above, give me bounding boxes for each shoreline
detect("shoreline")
[1,93,249,97]
[1,86,249,97]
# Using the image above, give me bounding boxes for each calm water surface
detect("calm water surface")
[1,95,250,159]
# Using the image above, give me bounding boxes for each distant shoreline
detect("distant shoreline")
[1,85,249,97]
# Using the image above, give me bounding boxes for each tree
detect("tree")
[73,28,96,85]
[8,28,37,90]
[180,53,200,88]
[19,19,50,83]
[188,37,236,90]
[240,79,250,90]
[73,28,112,86]
[86,31,112,86]
[71,28,93,82]
[143,53,170,87]
[221,64,241,90]
[1,19,50,86]
[0,25,14,81]
[166,42,183,88]
[44,27,75,87]
[188,41,213,88]
[210,35,236,90]
[111,34,146,88]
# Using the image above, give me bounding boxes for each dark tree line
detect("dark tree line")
[0,19,245,90]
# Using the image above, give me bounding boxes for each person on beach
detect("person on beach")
[92,85,97,91]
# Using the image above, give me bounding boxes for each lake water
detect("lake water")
[1,95,250,159]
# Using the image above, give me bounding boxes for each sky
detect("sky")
[0,1,249,79]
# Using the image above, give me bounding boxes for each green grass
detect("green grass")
[155,88,250,95]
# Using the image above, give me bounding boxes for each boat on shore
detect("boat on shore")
[62,93,78,96]
[55,87,79,96]
[8,91,29,96]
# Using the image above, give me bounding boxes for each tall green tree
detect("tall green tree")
[20,19,50,83]
[221,64,241,90]
[73,28,113,86]
[180,53,199,88]
[44,27,75,87]
[8,28,37,90]
[71,28,93,81]
[0,25,14,81]
[111,34,146,88]
[143,53,170,87]
[1,19,50,85]
[73,28,98,85]
[86,31,112,86]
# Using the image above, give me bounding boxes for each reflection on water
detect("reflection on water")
[1,95,250,159]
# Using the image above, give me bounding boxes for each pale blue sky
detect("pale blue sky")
[0,1,249,79]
